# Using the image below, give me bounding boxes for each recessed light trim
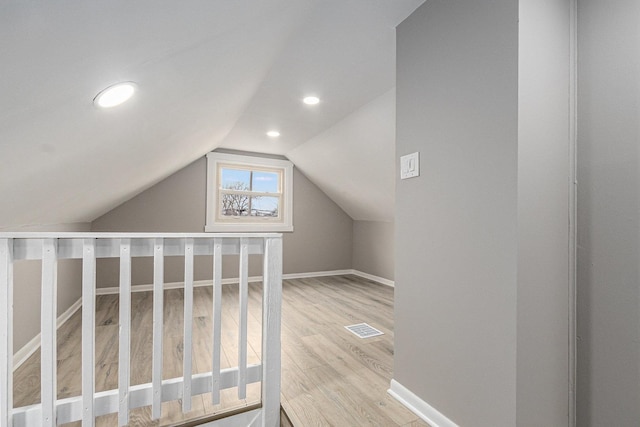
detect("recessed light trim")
[266,130,281,138]
[94,82,137,108]
[303,96,320,105]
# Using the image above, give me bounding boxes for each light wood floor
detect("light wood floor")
[13,275,429,426]
[280,276,429,427]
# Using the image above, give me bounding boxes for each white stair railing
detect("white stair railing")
[0,232,282,427]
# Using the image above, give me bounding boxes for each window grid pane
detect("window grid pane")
[218,194,283,220]
[207,153,292,231]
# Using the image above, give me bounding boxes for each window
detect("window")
[205,152,293,232]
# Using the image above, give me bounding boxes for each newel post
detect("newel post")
[261,236,283,427]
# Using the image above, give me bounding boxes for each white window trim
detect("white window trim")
[205,152,294,232]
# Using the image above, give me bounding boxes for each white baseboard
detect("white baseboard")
[388,379,459,427]
[95,277,265,295]
[350,270,394,287]
[282,268,394,287]
[13,297,83,371]
[94,269,393,295]
[284,269,353,280]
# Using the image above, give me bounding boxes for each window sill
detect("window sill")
[205,224,294,233]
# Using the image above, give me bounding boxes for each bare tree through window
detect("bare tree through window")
[221,181,255,216]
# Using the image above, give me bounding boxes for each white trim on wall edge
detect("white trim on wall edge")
[13,297,83,371]
[94,269,393,295]
[284,269,394,286]
[94,277,264,295]
[388,379,459,427]
[284,269,352,280]
[350,270,394,287]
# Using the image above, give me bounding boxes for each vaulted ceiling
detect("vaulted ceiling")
[0,0,423,229]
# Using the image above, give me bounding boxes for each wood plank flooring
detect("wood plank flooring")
[280,276,429,427]
[13,275,429,426]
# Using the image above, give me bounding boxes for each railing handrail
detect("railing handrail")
[3,234,280,262]
[0,232,282,239]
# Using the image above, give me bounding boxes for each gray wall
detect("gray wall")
[91,156,353,286]
[517,0,570,425]
[395,1,519,425]
[352,220,394,281]
[577,0,640,425]
[10,223,89,352]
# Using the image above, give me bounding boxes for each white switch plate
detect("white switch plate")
[400,152,419,180]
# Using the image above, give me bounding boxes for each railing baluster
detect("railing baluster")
[118,239,131,427]
[41,238,58,427]
[152,238,164,420]
[262,236,283,427]
[237,238,249,400]
[182,238,194,412]
[0,238,14,427]
[211,238,222,405]
[1,233,282,425]
[82,239,96,426]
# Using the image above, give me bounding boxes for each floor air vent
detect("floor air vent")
[345,323,384,339]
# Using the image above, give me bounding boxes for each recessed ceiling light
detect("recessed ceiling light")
[94,82,137,108]
[266,130,281,138]
[303,96,320,105]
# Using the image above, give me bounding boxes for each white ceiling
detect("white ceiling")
[288,89,396,221]
[0,0,423,229]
